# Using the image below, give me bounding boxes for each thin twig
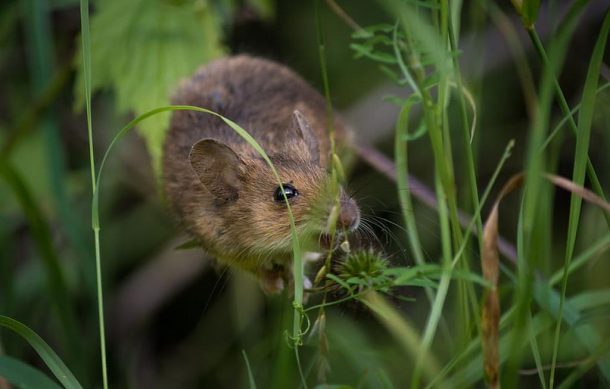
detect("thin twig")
[324,0,363,32]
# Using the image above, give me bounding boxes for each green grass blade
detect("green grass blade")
[79,0,94,192]
[529,6,610,230]
[450,141,515,269]
[78,0,107,387]
[568,289,610,313]
[385,2,471,385]
[0,315,83,389]
[549,11,610,388]
[548,233,610,286]
[447,308,554,387]
[447,3,483,247]
[521,0,541,28]
[533,282,610,383]
[360,290,440,384]
[0,160,81,373]
[315,0,336,146]
[242,350,258,389]
[527,311,548,389]
[413,175,453,388]
[506,1,587,381]
[448,269,610,386]
[394,103,425,265]
[0,355,62,389]
[540,81,610,151]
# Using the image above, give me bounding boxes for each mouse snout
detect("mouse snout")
[337,191,360,232]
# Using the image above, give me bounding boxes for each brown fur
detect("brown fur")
[162,55,357,289]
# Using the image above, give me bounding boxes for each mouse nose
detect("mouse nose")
[337,191,360,232]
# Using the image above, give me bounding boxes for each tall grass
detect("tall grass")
[78,1,108,388]
[1,0,609,387]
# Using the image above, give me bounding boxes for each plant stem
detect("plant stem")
[79,0,108,387]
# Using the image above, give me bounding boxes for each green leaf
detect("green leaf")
[0,355,62,389]
[569,289,610,314]
[352,23,395,39]
[445,269,492,288]
[0,315,83,389]
[397,279,438,288]
[74,0,224,177]
[522,0,541,28]
[379,65,407,85]
[511,0,541,28]
[350,43,397,64]
[402,119,427,141]
[534,281,610,383]
[385,264,440,279]
[326,273,352,291]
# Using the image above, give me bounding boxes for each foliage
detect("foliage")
[0,315,82,388]
[74,0,224,176]
[1,0,610,388]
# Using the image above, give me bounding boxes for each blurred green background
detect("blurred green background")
[1,0,610,387]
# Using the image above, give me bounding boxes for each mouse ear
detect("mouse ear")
[189,139,246,203]
[292,110,320,164]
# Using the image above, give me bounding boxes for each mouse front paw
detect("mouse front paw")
[258,264,312,299]
[259,264,289,294]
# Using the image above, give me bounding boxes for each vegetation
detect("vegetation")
[0,0,609,388]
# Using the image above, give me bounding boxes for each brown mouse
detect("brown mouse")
[162,55,360,293]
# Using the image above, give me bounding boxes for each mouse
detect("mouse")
[162,55,360,294]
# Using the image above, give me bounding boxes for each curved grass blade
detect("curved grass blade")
[0,355,62,389]
[540,81,610,152]
[549,11,610,387]
[241,350,258,389]
[0,315,83,389]
[90,105,304,340]
[394,102,426,268]
[548,234,610,287]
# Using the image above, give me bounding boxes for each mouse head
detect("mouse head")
[188,111,360,259]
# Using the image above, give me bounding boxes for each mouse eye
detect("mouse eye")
[274,183,298,203]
